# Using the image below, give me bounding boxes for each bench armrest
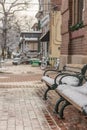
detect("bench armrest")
[54,73,81,86]
[43,69,62,76]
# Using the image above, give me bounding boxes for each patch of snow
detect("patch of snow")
[56,82,87,114]
[59,88,87,107]
[61,76,79,86]
[42,75,80,87]
[42,76,54,85]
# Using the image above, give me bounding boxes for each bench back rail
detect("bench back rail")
[41,64,87,100]
[54,81,87,119]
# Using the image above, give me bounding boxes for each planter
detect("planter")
[70,28,84,39]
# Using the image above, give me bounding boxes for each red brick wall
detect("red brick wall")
[84,2,87,55]
[82,27,87,55]
[51,0,61,10]
[61,0,68,13]
[61,33,70,55]
[69,37,84,55]
[61,10,69,34]
[61,0,87,56]
[51,0,61,5]
[61,0,70,55]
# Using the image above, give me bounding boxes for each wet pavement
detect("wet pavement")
[0,60,87,130]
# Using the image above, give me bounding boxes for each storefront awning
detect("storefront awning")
[40,31,49,42]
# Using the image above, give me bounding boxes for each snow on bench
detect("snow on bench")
[54,82,87,119]
[42,75,80,86]
[41,64,87,100]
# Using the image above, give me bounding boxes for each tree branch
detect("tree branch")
[0,1,6,14]
[4,0,6,4]
[7,1,29,13]
[8,8,27,16]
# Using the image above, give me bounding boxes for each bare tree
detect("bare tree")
[14,15,35,31]
[4,14,36,57]
[0,0,31,59]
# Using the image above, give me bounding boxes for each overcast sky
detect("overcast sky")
[19,0,39,17]
[19,0,39,29]
[0,0,39,30]
[28,0,39,16]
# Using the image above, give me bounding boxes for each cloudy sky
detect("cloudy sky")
[18,0,39,17]
[18,0,39,29]
[0,0,39,18]
[0,0,39,30]
[28,0,39,16]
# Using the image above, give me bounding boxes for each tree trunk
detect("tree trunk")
[2,48,5,60]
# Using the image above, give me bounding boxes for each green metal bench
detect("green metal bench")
[54,76,87,119]
[41,64,87,100]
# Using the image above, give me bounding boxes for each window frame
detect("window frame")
[72,0,84,25]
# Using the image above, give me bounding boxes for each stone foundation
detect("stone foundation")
[59,55,87,69]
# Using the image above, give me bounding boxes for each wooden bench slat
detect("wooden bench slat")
[41,64,87,118]
[55,89,82,112]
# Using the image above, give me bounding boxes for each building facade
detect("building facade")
[49,0,61,61]
[36,0,62,65]
[60,0,87,68]
[19,31,41,57]
[37,0,51,57]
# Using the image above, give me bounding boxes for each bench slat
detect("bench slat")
[55,89,82,112]
[41,64,87,117]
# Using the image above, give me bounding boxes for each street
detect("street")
[0,61,87,130]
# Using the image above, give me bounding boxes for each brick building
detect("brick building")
[60,0,87,67]
[19,31,41,57]
[36,0,62,66]
[51,0,61,9]
[49,0,62,61]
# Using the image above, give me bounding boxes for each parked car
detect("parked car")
[12,57,30,65]
[21,57,30,64]
[12,57,22,65]
[12,52,21,58]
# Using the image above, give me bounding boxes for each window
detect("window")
[72,0,84,25]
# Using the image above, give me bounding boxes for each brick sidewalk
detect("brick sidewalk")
[0,64,87,130]
[0,64,60,130]
[0,74,60,130]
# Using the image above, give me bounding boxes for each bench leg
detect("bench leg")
[58,101,70,119]
[43,85,51,100]
[53,97,64,114]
